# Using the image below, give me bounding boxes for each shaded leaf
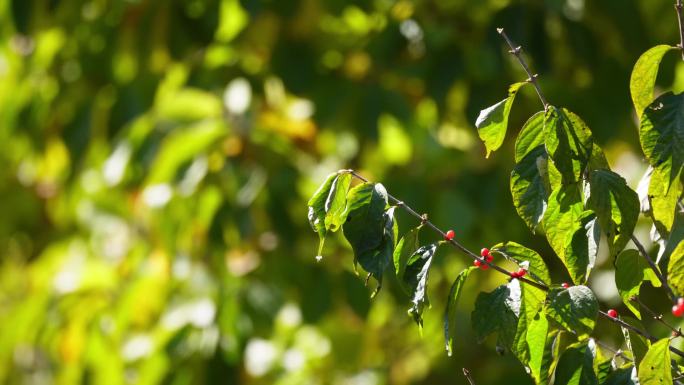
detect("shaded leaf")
[511,146,552,231]
[393,225,421,282]
[615,249,660,319]
[553,341,598,385]
[404,243,438,326]
[637,338,673,385]
[491,241,551,285]
[471,283,519,344]
[586,169,640,256]
[621,315,650,368]
[543,107,593,184]
[476,82,527,157]
[602,367,638,385]
[563,211,600,285]
[630,45,676,118]
[444,266,475,356]
[546,285,598,339]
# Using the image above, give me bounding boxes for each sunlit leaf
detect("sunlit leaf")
[324,172,352,232]
[630,45,676,118]
[491,241,551,285]
[638,338,673,385]
[511,146,552,231]
[615,249,660,319]
[667,241,684,297]
[444,266,475,356]
[394,225,421,282]
[514,111,545,163]
[476,82,527,157]
[543,107,593,184]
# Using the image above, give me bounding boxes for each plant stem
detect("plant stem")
[676,0,684,60]
[631,234,676,302]
[463,368,476,385]
[497,28,549,110]
[345,169,684,359]
[631,295,682,337]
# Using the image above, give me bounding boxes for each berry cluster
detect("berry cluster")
[474,248,493,270]
[510,268,527,279]
[672,298,684,317]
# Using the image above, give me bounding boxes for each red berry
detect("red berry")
[678,298,684,307]
[673,305,684,317]
[516,268,527,278]
[485,254,494,263]
[481,263,489,270]
[607,309,618,318]
[474,259,482,267]
[510,271,519,278]
[561,282,570,289]
[445,230,455,241]
[480,248,490,257]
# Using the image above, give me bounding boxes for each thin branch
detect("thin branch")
[463,368,476,385]
[497,28,549,110]
[631,296,682,337]
[676,0,684,60]
[345,169,684,359]
[594,339,631,362]
[631,234,676,302]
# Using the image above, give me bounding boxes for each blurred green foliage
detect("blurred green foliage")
[1,0,683,384]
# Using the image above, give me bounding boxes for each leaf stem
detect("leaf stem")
[497,28,549,110]
[631,234,676,302]
[600,310,684,358]
[676,0,684,60]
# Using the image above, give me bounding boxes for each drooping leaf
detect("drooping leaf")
[630,45,677,118]
[543,107,593,184]
[511,146,552,231]
[667,241,684,298]
[324,172,352,232]
[586,169,640,256]
[403,243,438,327]
[615,249,660,319]
[542,184,589,283]
[307,172,339,256]
[471,283,519,344]
[476,82,527,157]
[491,241,551,285]
[637,338,673,385]
[546,285,598,339]
[553,341,598,385]
[640,92,684,193]
[563,211,600,285]
[444,266,475,356]
[514,111,545,163]
[393,225,421,282]
[342,183,390,287]
[621,315,650,368]
[648,164,682,233]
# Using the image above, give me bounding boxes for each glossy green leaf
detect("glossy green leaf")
[546,285,598,339]
[342,183,390,288]
[615,249,660,319]
[476,82,527,157]
[471,283,519,344]
[640,92,684,193]
[324,172,352,232]
[444,266,475,356]
[514,111,545,163]
[630,45,676,118]
[307,172,339,256]
[491,241,551,285]
[512,281,546,365]
[404,243,438,326]
[542,184,589,283]
[667,241,684,297]
[648,165,682,233]
[511,146,552,231]
[393,225,421,282]
[543,107,593,184]
[553,341,598,385]
[586,169,640,256]
[638,338,673,385]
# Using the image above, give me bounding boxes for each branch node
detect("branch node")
[420,214,429,224]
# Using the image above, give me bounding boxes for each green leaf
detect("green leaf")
[511,146,552,231]
[324,172,352,232]
[586,169,640,256]
[476,82,527,157]
[342,183,390,287]
[404,243,438,326]
[667,241,684,297]
[602,367,638,385]
[491,241,551,285]
[512,281,546,366]
[563,211,600,285]
[542,184,590,283]
[515,111,545,163]
[630,45,676,118]
[444,266,475,356]
[471,283,519,344]
[640,92,684,193]
[638,338,673,385]
[543,107,593,184]
[648,165,682,233]
[615,249,660,319]
[526,310,554,385]
[307,172,339,256]
[393,225,421,282]
[553,341,598,385]
[621,315,650,368]
[546,285,598,339]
